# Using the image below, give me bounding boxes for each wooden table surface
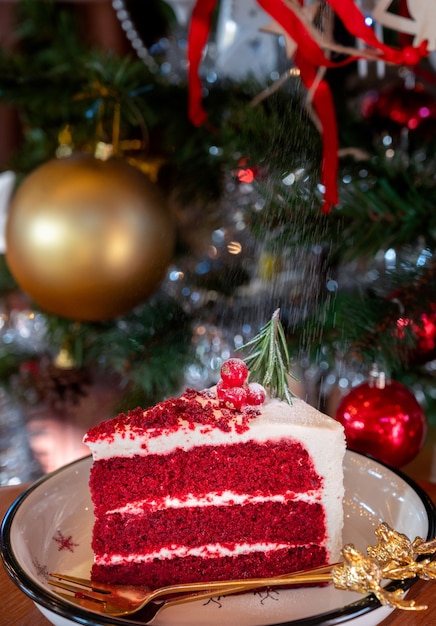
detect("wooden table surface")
[1,477,436,626]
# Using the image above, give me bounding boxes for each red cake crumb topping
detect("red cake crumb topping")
[84,389,259,443]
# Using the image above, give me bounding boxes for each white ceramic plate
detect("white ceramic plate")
[1,450,435,626]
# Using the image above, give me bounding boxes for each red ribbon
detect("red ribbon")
[295,51,339,212]
[256,0,341,212]
[187,0,217,126]
[186,0,428,212]
[257,0,337,68]
[326,0,427,65]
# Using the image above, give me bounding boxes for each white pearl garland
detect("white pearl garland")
[111,0,159,71]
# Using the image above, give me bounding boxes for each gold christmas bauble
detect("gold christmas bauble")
[6,154,175,320]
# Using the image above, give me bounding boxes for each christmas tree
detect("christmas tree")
[0,0,435,476]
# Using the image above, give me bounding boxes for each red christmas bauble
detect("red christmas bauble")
[335,381,426,468]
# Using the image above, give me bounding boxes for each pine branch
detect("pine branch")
[239,309,296,404]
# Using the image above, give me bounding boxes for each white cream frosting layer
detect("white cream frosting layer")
[106,489,321,515]
[85,396,343,462]
[96,541,314,566]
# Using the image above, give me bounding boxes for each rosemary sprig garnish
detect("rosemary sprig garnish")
[238,309,296,404]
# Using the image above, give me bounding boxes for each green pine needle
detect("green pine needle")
[238,309,295,404]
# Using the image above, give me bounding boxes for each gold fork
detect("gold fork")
[51,585,253,623]
[49,564,334,617]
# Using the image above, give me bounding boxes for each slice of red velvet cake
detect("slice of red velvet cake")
[84,362,346,589]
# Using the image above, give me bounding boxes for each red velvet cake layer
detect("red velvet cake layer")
[89,440,322,513]
[91,545,328,587]
[92,500,325,556]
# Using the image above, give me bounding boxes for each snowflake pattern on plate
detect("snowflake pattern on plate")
[32,556,50,581]
[53,530,79,553]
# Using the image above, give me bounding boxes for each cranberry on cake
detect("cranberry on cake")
[84,312,346,588]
